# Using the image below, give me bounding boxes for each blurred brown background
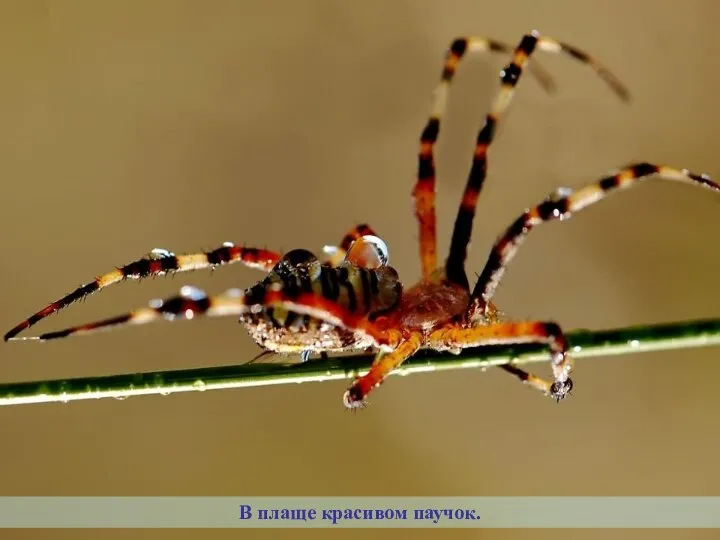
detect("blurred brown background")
[0,0,718,539]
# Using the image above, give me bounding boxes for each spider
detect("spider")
[5,31,719,409]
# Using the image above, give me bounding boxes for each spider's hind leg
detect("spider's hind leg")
[8,284,400,347]
[3,243,282,341]
[7,285,251,342]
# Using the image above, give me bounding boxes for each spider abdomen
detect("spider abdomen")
[239,249,402,354]
[239,309,366,354]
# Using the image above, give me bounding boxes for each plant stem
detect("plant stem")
[0,318,718,407]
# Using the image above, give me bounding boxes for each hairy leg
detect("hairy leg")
[413,36,562,282]
[428,321,572,400]
[444,31,628,289]
[4,243,281,340]
[469,162,719,318]
[9,285,401,348]
[343,332,423,409]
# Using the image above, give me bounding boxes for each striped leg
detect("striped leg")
[8,285,398,347]
[498,364,559,397]
[343,332,423,409]
[427,321,572,400]
[469,163,720,317]
[8,286,251,342]
[413,37,560,283]
[444,31,630,289]
[3,244,281,341]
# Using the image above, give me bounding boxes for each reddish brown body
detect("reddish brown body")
[386,280,470,332]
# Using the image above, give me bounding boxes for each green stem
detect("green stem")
[1,318,718,407]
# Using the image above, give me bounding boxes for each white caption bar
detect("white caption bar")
[0,497,718,528]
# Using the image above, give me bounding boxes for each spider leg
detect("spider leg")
[428,321,572,400]
[414,37,561,283]
[497,364,558,397]
[7,286,251,342]
[469,162,720,317]
[343,332,423,409]
[445,31,629,289]
[8,285,399,347]
[3,243,281,341]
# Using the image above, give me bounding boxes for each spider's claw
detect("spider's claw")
[550,377,573,402]
[343,386,367,410]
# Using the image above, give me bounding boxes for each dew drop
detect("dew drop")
[180,286,207,300]
[150,248,174,258]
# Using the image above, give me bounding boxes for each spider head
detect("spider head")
[550,377,573,402]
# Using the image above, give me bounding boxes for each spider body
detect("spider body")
[387,279,471,332]
[238,247,401,354]
[240,312,361,356]
[6,32,719,409]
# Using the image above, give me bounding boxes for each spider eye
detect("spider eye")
[281,249,318,267]
[344,235,389,268]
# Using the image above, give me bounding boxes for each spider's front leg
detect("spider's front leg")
[3,243,281,340]
[427,321,573,401]
[443,31,628,290]
[468,163,720,317]
[413,36,562,283]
